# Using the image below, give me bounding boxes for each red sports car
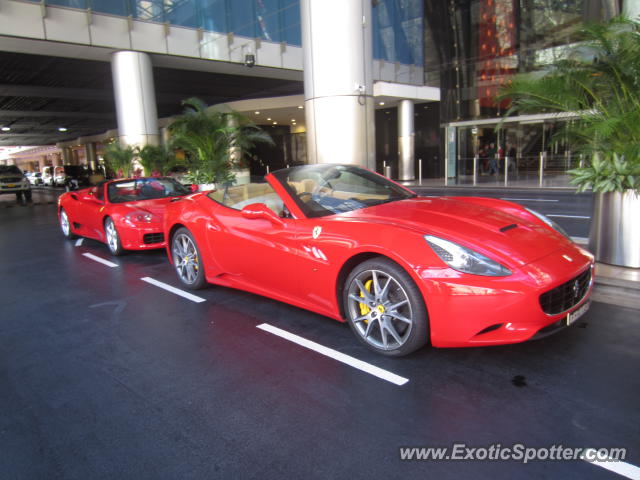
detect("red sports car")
[164,165,594,355]
[58,177,191,255]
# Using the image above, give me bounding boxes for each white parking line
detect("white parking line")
[75,238,84,247]
[140,277,206,303]
[82,253,118,268]
[547,214,590,219]
[501,197,559,202]
[256,323,409,386]
[582,449,640,480]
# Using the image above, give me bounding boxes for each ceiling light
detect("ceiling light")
[255,111,260,114]
[379,101,385,106]
[273,121,278,125]
[297,105,303,109]
[267,117,272,121]
[291,119,296,122]
[58,127,68,132]
[1,127,10,132]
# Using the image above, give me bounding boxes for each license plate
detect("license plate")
[566,301,590,326]
[6,184,15,188]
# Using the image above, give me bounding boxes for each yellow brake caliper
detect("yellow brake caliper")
[359,279,373,321]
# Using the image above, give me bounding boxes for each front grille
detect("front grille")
[1,177,23,183]
[143,233,164,244]
[539,268,591,315]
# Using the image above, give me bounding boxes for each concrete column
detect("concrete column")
[160,127,171,147]
[301,0,375,169]
[58,151,68,166]
[111,51,159,148]
[38,156,46,172]
[398,99,415,181]
[623,0,640,19]
[85,143,97,170]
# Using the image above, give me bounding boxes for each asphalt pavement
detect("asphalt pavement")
[0,188,638,480]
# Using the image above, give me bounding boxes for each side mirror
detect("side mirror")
[81,192,101,203]
[241,203,285,227]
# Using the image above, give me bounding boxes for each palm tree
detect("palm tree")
[169,98,273,185]
[103,142,135,178]
[498,16,640,194]
[136,144,178,176]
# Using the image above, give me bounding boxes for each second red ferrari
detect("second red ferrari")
[58,177,191,255]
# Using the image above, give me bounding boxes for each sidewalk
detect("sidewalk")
[592,263,640,310]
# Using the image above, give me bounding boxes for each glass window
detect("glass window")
[281,0,300,45]
[90,0,131,16]
[200,0,228,33]
[107,178,190,203]
[229,0,256,38]
[273,165,415,218]
[164,0,199,28]
[373,0,424,66]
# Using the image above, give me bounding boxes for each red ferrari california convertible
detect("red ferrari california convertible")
[58,177,191,255]
[164,165,594,355]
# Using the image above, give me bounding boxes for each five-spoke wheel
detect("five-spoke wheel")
[171,227,206,289]
[104,217,124,256]
[344,258,428,356]
[59,208,76,239]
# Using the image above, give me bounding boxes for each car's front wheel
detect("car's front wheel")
[104,217,124,256]
[59,208,77,239]
[343,258,429,356]
[171,227,206,289]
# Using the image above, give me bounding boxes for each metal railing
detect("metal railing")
[451,153,583,188]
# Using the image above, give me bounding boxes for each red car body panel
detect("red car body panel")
[58,180,180,251]
[164,172,594,348]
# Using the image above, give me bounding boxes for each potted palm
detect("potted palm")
[103,142,135,178]
[168,98,273,190]
[136,144,178,177]
[498,17,640,268]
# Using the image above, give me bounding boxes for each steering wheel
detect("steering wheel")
[313,181,334,198]
[298,191,314,203]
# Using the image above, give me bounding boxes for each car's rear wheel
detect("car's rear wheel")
[171,227,206,289]
[343,258,429,356]
[104,217,124,256]
[59,208,77,239]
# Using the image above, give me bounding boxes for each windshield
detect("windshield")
[0,165,22,175]
[107,177,191,203]
[272,164,415,218]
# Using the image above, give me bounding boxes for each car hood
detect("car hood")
[338,197,572,267]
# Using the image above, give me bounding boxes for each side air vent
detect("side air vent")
[500,224,518,233]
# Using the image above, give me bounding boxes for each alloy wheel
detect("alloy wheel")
[172,232,200,285]
[346,269,414,351]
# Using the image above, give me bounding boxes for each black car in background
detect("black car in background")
[61,165,93,190]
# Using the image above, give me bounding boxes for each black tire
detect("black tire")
[24,190,32,201]
[104,217,124,256]
[171,227,207,289]
[343,258,429,357]
[59,208,77,239]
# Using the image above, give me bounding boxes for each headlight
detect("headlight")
[425,235,512,276]
[124,211,157,225]
[525,207,571,240]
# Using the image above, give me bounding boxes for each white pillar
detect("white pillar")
[623,0,640,19]
[398,99,415,181]
[111,51,159,148]
[301,0,375,169]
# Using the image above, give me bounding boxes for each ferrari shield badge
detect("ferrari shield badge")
[312,226,322,239]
